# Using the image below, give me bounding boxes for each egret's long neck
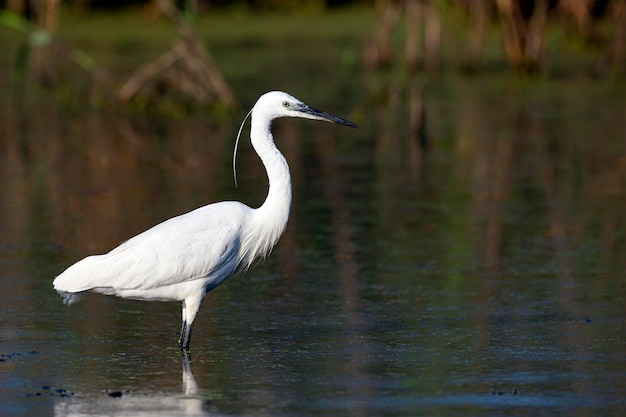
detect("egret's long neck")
[250,117,292,214]
[239,115,291,267]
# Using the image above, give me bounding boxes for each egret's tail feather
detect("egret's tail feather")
[57,291,86,305]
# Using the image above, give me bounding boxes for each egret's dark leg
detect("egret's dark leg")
[179,321,194,350]
[177,301,188,348]
[178,320,188,348]
[178,293,205,350]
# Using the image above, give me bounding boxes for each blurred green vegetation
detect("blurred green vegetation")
[0,1,622,117]
[55,6,373,73]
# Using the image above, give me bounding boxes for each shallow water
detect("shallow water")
[1,73,625,417]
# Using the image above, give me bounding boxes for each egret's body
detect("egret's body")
[53,91,358,349]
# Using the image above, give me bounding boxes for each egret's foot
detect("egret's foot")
[178,320,190,349]
[177,320,193,350]
[177,335,191,350]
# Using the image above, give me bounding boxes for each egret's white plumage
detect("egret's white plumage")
[53,91,358,349]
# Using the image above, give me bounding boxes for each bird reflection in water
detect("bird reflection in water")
[54,351,219,416]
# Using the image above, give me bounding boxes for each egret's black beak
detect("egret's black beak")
[298,104,360,129]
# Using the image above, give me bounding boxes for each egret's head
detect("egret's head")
[253,91,359,128]
[234,91,359,187]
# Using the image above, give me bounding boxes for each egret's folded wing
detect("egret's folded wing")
[53,202,250,293]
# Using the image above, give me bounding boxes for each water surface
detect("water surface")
[1,73,625,416]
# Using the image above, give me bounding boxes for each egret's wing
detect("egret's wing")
[53,202,250,293]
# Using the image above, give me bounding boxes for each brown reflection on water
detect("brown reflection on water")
[316,125,370,415]
[456,83,624,403]
[366,77,625,403]
[458,85,516,272]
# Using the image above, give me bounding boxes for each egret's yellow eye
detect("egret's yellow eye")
[282,101,291,108]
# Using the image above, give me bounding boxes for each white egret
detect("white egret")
[53,91,359,349]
